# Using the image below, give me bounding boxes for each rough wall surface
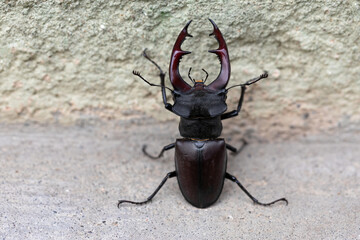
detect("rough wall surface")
[0,1,359,139]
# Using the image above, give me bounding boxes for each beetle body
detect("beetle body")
[178,116,222,139]
[118,19,288,209]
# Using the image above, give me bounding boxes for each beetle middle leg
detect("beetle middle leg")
[226,139,248,155]
[225,172,288,206]
[142,143,175,159]
[117,171,177,207]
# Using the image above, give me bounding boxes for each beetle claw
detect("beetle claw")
[261,71,268,78]
[207,19,231,90]
[169,20,193,92]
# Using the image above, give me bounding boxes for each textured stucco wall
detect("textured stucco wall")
[0,1,359,139]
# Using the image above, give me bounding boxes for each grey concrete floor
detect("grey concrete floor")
[0,119,359,239]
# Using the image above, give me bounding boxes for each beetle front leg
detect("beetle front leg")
[142,143,175,159]
[221,85,246,120]
[142,50,174,113]
[221,72,268,120]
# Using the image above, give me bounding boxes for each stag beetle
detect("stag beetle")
[118,19,288,208]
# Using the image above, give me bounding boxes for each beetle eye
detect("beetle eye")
[216,91,227,101]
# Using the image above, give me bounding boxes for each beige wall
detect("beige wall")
[0,1,359,139]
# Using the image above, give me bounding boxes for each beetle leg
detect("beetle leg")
[226,71,269,91]
[132,70,170,90]
[221,85,246,120]
[142,49,164,74]
[221,72,268,120]
[117,171,177,207]
[226,139,247,155]
[133,49,175,112]
[225,173,288,206]
[142,49,174,112]
[243,71,268,86]
[142,143,175,159]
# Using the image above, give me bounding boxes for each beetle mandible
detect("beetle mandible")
[118,19,288,208]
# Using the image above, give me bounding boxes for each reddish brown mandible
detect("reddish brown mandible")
[169,19,231,92]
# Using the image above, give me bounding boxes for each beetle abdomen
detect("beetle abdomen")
[175,139,227,208]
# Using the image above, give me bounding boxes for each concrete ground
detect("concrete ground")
[0,119,359,240]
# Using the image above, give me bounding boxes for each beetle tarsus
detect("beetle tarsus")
[226,71,269,91]
[133,68,173,92]
[133,70,158,87]
[225,172,288,206]
[244,71,268,86]
[260,71,268,79]
[117,171,177,208]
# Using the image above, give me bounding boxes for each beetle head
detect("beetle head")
[169,19,230,119]
[171,87,227,119]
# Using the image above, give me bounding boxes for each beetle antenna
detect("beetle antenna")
[133,70,173,92]
[226,71,268,91]
[117,171,177,207]
[188,67,195,83]
[202,69,209,83]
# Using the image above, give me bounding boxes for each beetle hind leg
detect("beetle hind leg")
[225,172,288,206]
[117,171,177,207]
